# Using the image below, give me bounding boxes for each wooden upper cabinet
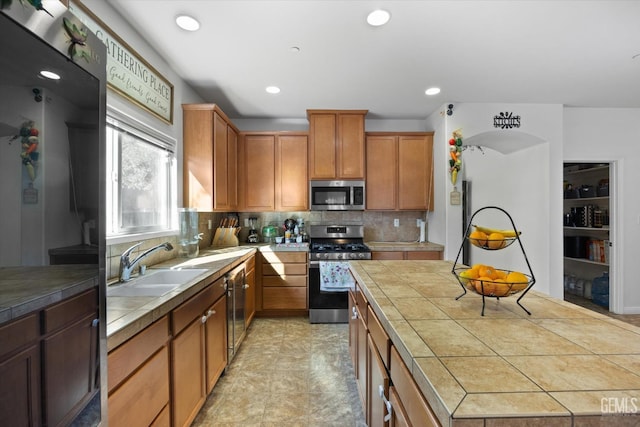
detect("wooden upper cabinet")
[240,134,276,211]
[307,110,367,179]
[276,134,308,211]
[182,104,238,211]
[366,132,434,211]
[239,132,308,212]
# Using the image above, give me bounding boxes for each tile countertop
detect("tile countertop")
[365,241,444,252]
[349,260,640,426]
[0,265,98,326]
[106,244,306,351]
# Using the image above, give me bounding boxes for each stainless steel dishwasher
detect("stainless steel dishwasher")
[225,264,246,363]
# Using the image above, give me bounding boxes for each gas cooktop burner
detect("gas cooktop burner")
[308,224,371,260]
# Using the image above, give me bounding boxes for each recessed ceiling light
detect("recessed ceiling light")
[176,15,200,31]
[425,87,441,96]
[266,86,280,94]
[40,70,61,80]
[367,9,390,26]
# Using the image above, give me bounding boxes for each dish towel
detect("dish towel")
[319,261,355,292]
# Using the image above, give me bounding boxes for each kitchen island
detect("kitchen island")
[349,260,640,426]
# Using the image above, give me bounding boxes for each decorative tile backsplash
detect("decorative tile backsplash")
[105,210,428,279]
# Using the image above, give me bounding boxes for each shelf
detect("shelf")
[563,165,609,176]
[563,196,609,202]
[564,257,609,267]
[563,226,609,231]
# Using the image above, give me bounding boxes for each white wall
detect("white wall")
[564,108,640,314]
[426,103,564,298]
[81,0,205,211]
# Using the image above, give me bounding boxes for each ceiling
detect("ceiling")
[106,0,640,120]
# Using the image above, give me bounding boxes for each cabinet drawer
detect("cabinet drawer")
[261,251,307,264]
[390,346,440,427]
[108,316,169,393]
[263,287,307,309]
[368,306,390,368]
[172,277,225,335]
[405,251,442,260]
[262,275,307,287]
[262,262,307,276]
[371,251,404,260]
[43,288,97,334]
[0,313,39,359]
[108,345,170,427]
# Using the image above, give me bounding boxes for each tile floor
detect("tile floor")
[192,317,366,427]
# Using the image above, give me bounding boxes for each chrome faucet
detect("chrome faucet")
[119,241,174,282]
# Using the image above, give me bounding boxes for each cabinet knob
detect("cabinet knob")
[201,314,208,324]
[351,306,358,320]
[243,283,250,289]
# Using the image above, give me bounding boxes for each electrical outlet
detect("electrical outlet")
[394,218,400,227]
[207,219,213,230]
[416,218,421,227]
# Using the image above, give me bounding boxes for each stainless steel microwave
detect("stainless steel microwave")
[309,180,365,210]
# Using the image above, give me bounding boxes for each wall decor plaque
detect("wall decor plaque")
[69,1,174,124]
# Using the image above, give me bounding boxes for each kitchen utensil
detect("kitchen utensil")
[284,218,297,231]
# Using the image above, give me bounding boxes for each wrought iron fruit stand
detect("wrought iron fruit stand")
[451,206,536,316]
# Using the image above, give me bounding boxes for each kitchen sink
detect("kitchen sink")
[107,268,209,297]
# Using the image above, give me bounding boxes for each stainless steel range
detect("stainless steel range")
[308,225,371,323]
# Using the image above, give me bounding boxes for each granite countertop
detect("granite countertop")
[365,241,444,252]
[349,260,640,425]
[106,243,308,351]
[0,265,98,326]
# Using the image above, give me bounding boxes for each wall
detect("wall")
[564,107,639,314]
[426,103,564,299]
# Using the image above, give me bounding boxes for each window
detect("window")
[106,108,177,237]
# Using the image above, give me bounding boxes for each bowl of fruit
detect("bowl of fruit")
[454,264,531,297]
[467,225,521,250]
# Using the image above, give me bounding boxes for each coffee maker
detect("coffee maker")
[246,217,259,243]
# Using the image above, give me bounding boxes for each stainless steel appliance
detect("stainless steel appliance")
[225,264,246,362]
[309,225,371,323]
[309,180,365,210]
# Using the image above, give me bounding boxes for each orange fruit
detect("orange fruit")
[487,232,506,249]
[492,279,511,296]
[469,230,488,248]
[478,266,498,280]
[506,271,529,291]
[494,269,508,280]
[458,269,477,285]
[475,277,495,295]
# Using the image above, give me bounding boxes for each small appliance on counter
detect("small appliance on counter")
[261,225,277,243]
[246,217,259,243]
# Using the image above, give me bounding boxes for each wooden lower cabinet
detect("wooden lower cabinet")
[0,288,98,427]
[0,343,41,426]
[355,294,368,409]
[368,334,390,427]
[258,251,308,313]
[388,386,410,427]
[372,251,443,261]
[108,316,171,427]
[390,346,440,427]
[348,291,358,371]
[245,256,256,327]
[172,277,227,427]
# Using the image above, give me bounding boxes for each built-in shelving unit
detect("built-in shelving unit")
[563,163,611,309]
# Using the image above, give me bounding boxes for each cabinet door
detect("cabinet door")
[366,135,397,210]
[388,386,410,427]
[0,345,40,426]
[348,291,358,372]
[406,251,442,260]
[243,134,275,211]
[368,334,390,427]
[372,251,404,261]
[227,125,238,209]
[172,319,206,427]
[213,111,230,210]
[337,113,366,179]
[398,135,433,210]
[205,296,228,393]
[276,134,308,211]
[43,313,98,427]
[308,113,337,179]
[245,265,256,327]
[183,108,214,210]
[356,304,368,408]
